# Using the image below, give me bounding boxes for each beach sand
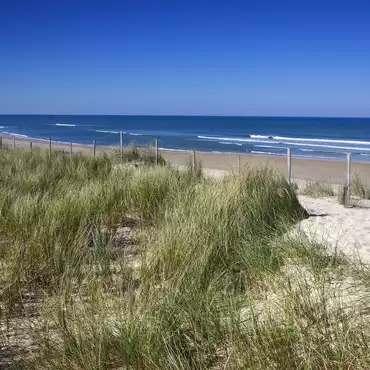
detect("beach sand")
[297,195,370,263]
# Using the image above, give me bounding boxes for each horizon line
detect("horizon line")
[0,113,369,119]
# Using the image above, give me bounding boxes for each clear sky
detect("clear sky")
[1,0,370,117]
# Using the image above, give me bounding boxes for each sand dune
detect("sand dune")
[297,196,370,263]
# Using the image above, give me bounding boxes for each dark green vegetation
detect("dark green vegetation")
[0,148,369,369]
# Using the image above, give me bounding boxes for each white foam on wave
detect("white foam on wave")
[129,133,143,136]
[56,123,76,127]
[1,131,29,138]
[285,141,370,152]
[218,141,243,146]
[250,135,272,139]
[274,135,370,146]
[254,145,283,149]
[198,134,370,153]
[159,147,189,153]
[96,130,120,134]
[198,135,277,145]
[251,150,279,156]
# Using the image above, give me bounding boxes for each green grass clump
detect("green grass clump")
[302,180,335,197]
[0,150,203,309]
[338,172,370,205]
[1,148,370,369]
[142,167,307,290]
[110,142,166,166]
[351,172,370,199]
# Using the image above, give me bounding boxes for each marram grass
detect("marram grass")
[0,148,369,370]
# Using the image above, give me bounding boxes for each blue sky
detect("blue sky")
[1,0,370,116]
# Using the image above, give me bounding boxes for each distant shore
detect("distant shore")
[2,136,370,187]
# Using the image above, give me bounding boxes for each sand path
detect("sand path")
[297,196,370,263]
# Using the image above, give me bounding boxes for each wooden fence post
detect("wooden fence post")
[345,153,351,207]
[155,138,159,165]
[0,137,2,149]
[120,131,123,164]
[238,155,241,174]
[287,148,292,184]
[49,137,52,156]
[69,142,72,159]
[30,141,33,150]
[93,140,96,157]
[13,138,15,149]
[192,150,196,170]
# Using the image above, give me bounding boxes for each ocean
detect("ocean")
[1,115,370,163]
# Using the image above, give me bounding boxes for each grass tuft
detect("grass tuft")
[302,180,335,197]
[110,142,166,166]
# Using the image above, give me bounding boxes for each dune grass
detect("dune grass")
[1,148,370,369]
[110,142,166,166]
[351,172,370,200]
[338,172,370,205]
[302,180,335,198]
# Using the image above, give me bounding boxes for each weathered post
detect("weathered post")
[93,140,96,157]
[192,150,196,170]
[30,141,33,150]
[155,138,159,165]
[287,148,292,184]
[120,131,123,164]
[69,142,73,160]
[13,138,15,149]
[49,137,52,156]
[0,137,2,149]
[345,153,351,207]
[238,155,241,174]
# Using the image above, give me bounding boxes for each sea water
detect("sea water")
[1,115,370,163]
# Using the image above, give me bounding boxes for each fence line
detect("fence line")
[1,134,367,207]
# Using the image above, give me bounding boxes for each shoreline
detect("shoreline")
[1,130,370,164]
[2,136,370,187]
